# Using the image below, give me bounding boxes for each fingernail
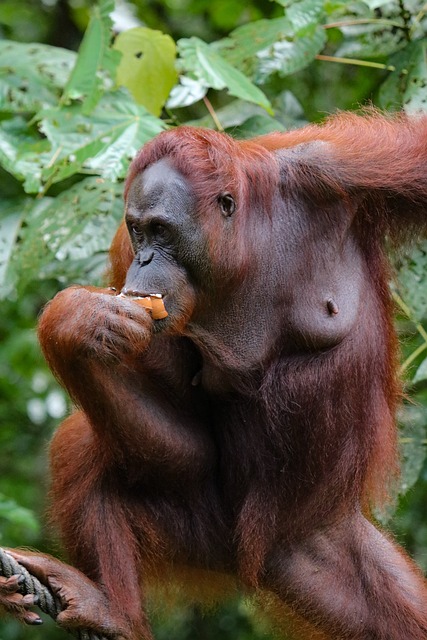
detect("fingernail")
[17,575,25,585]
[31,617,43,626]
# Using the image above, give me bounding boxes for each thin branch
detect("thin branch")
[315,54,395,71]
[45,146,63,169]
[324,18,404,30]
[203,96,224,132]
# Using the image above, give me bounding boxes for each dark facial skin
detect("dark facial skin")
[122,159,202,332]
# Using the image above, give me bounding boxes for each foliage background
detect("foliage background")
[0,0,427,638]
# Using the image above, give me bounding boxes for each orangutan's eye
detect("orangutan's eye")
[218,193,236,217]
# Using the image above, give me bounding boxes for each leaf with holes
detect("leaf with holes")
[15,177,123,290]
[0,40,76,113]
[255,25,325,82]
[38,89,166,186]
[214,18,296,77]
[285,0,325,30]
[114,27,177,116]
[0,117,52,193]
[335,24,407,60]
[256,0,325,80]
[379,40,427,113]
[214,0,325,83]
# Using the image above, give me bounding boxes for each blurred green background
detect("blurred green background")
[0,1,427,638]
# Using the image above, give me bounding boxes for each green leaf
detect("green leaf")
[255,24,326,82]
[215,1,326,83]
[285,0,325,29]
[177,37,272,113]
[398,404,427,494]
[185,98,272,128]
[379,40,427,113]
[335,17,408,60]
[414,357,427,384]
[272,89,307,127]
[0,203,25,298]
[215,18,297,76]
[166,75,208,109]
[185,91,305,132]
[0,117,51,193]
[226,114,286,138]
[38,89,166,186]
[258,0,326,80]
[396,239,427,322]
[15,177,124,289]
[114,27,178,116]
[62,0,120,113]
[0,40,76,113]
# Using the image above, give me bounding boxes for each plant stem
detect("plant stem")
[203,96,224,132]
[324,18,403,30]
[315,54,395,71]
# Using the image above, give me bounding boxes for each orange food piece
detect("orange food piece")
[150,297,168,320]
[132,297,152,312]
[132,296,168,320]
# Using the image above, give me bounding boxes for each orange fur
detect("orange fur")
[32,111,427,639]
